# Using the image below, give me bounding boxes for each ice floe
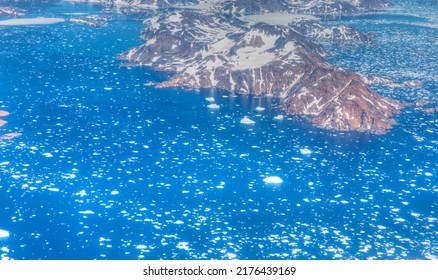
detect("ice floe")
[207,104,220,109]
[300,148,312,155]
[78,210,95,215]
[263,176,283,184]
[240,116,255,124]
[176,242,190,250]
[0,230,9,240]
[0,18,65,26]
[274,115,284,120]
[136,245,147,250]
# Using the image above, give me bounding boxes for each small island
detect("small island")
[112,0,406,134]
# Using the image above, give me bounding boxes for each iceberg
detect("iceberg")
[207,104,220,109]
[274,115,284,120]
[205,97,215,102]
[255,106,265,111]
[0,229,10,240]
[263,176,283,184]
[240,116,255,124]
[78,210,95,215]
[300,148,312,155]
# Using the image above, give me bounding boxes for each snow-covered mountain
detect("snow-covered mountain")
[65,0,199,9]
[119,8,405,134]
[50,0,405,134]
[214,0,390,17]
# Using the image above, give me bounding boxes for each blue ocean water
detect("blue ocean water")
[0,1,436,260]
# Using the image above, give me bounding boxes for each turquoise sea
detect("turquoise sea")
[0,1,436,259]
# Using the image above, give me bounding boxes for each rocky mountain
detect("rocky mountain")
[215,0,390,17]
[67,0,199,9]
[67,0,390,17]
[119,7,405,134]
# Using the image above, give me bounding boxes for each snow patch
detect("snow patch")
[240,13,319,26]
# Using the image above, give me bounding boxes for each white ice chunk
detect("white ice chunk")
[240,116,255,124]
[205,97,215,102]
[274,115,284,120]
[255,107,265,111]
[176,242,190,250]
[77,190,87,197]
[111,190,119,195]
[78,210,95,215]
[226,252,237,259]
[207,104,220,109]
[263,176,283,184]
[300,148,312,155]
[0,230,10,240]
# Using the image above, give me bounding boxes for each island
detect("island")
[65,1,411,133]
